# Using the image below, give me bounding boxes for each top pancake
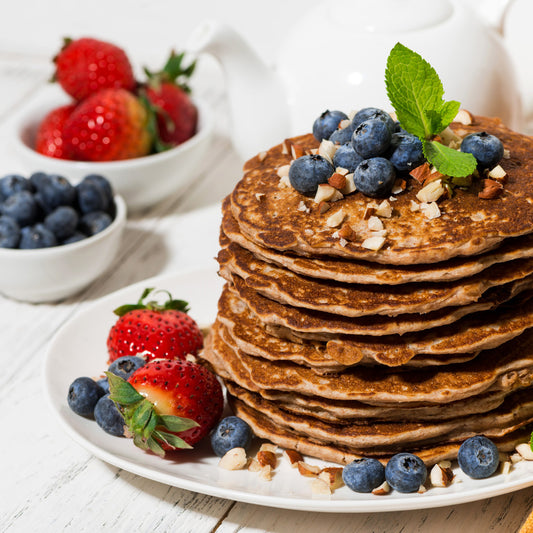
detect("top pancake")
[230,116,533,265]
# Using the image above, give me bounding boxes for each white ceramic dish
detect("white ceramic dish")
[43,267,533,512]
[0,194,126,303]
[12,85,213,211]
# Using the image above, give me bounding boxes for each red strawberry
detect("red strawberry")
[107,288,204,363]
[35,103,77,159]
[142,51,198,149]
[53,37,136,101]
[62,88,152,161]
[107,358,223,454]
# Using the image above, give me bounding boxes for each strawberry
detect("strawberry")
[107,358,223,455]
[62,88,152,161]
[53,37,136,101]
[107,288,204,363]
[142,51,198,150]
[35,103,77,159]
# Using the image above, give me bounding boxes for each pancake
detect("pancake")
[205,322,533,405]
[219,242,533,317]
[222,202,533,285]
[230,117,533,265]
[226,274,533,336]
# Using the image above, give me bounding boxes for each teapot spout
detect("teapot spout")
[187,20,291,160]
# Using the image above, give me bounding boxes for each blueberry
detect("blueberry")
[353,157,396,198]
[79,211,113,236]
[20,223,57,249]
[388,132,425,172]
[385,453,427,493]
[39,174,76,211]
[1,191,38,227]
[44,206,79,241]
[288,154,334,195]
[210,415,253,457]
[96,377,110,394]
[0,174,33,200]
[342,458,385,493]
[94,394,125,436]
[352,119,392,159]
[67,376,106,418]
[108,355,146,380]
[332,143,363,172]
[312,110,348,141]
[62,231,87,245]
[29,171,50,191]
[0,215,20,248]
[457,435,499,479]
[352,107,396,133]
[460,132,504,169]
[329,122,355,145]
[77,174,114,215]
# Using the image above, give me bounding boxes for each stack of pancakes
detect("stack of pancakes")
[199,115,533,465]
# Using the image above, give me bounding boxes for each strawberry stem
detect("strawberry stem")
[113,287,189,316]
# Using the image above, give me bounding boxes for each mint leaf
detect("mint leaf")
[423,140,477,177]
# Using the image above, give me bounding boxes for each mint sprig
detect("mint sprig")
[385,43,476,178]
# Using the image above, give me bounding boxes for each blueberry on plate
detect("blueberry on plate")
[19,223,57,249]
[289,154,334,196]
[388,132,425,172]
[352,107,396,133]
[96,377,110,394]
[67,376,106,418]
[385,453,427,493]
[342,458,385,493]
[0,215,21,248]
[44,206,79,241]
[332,143,363,172]
[79,211,113,236]
[460,132,504,169]
[94,394,126,437]
[329,122,355,145]
[77,174,114,215]
[457,435,499,479]
[1,190,38,227]
[39,173,76,211]
[0,174,33,200]
[29,171,50,191]
[312,110,348,141]
[352,119,392,159]
[108,355,146,380]
[353,157,396,198]
[210,415,253,457]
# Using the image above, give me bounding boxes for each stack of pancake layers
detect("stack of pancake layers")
[199,115,533,465]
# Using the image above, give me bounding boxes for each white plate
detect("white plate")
[44,266,533,513]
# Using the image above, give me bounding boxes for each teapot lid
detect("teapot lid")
[327,0,454,32]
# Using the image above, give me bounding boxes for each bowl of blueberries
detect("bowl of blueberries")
[0,171,126,302]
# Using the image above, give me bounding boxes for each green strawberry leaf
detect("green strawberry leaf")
[155,430,193,450]
[106,372,144,405]
[159,414,199,432]
[113,288,190,315]
[422,140,477,177]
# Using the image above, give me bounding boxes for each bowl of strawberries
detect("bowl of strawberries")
[13,37,213,211]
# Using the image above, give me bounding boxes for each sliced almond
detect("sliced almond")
[284,449,304,467]
[297,461,321,477]
[314,183,338,203]
[416,178,445,203]
[410,200,420,212]
[430,463,455,487]
[291,143,305,160]
[317,201,331,214]
[391,178,406,195]
[488,165,507,181]
[219,447,248,470]
[410,163,432,184]
[363,204,377,220]
[257,450,277,469]
[259,464,273,481]
[341,173,356,195]
[318,467,344,490]
[375,200,393,218]
[278,175,291,188]
[310,478,332,496]
[258,151,267,162]
[361,235,386,251]
[318,139,337,164]
[454,109,474,125]
[297,200,310,213]
[338,223,357,241]
[367,215,384,231]
[335,166,349,176]
[326,209,346,228]
[478,178,504,199]
[420,201,441,220]
[328,172,347,190]
[515,443,533,460]
[500,461,512,475]
[277,164,291,179]
[372,480,391,495]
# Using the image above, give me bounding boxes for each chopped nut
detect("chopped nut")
[488,165,507,181]
[318,139,337,164]
[338,222,357,241]
[335,166,349,176]
[361,235,386,251]
[330,189,344,202]
[367,215,384,231]
[304,228,314,236]
[314,183,338,203]
[510,452,524,464]
[338,119,351,130]
[311,478,332,496]
[258,151,267,162]
[363,204,377,220]
[281,139,290,154]
[391,179,406,195]
[278,175,291,188]
[277,164,291,178]
[339,237,348,247]
[329,172,347,190]
[185,353,197,363]
[503,148,511,159]
[219,447,248,470]
[410,200,420,212]
[326,209,346,228]
[248,458,262,472]
[259,443,278,453]
[375,200,393,218]
[500,461,512,475]
[318,201,331,214]
[416,179,445,203]
[318,467,344,490]
[410,162,432,184]
[259,464,273,481]
[341,173,356,195]
[257,450,277,469]
[291,143,305,159]
[284,449,304,467]
[418,484,428,494]
[372,480,391,495]
[297,461,321,477]
[420,201,441,220]
[255,192,265,201]
[478,178,504,199]
[515,443,533,460]
[430,463,455,487]
[454,109,474,125]
[297,200,310,213]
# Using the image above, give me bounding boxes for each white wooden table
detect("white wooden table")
[1,54,533,533]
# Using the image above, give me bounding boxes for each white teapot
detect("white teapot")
[187,0,522,160]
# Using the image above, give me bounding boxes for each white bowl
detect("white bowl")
[12,87,213,211]
[0,195,126,303]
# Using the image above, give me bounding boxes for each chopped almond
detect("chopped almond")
[478,178,504,199]
[328,172,347,190]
